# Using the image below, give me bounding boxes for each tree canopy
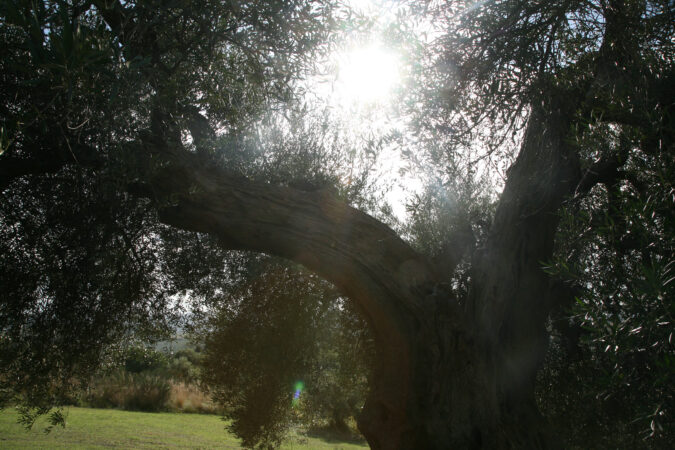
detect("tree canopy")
[1,0,673,448]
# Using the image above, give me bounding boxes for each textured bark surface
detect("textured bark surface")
[144,151,506,448]
[0,103,581,448]
[469,97,581,446]
[140,96,584,448]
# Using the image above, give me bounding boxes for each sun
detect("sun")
[335,45,401,106]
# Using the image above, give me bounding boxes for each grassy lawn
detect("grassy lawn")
[0,407,368,449]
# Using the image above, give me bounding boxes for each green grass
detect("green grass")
[0,407,368,449]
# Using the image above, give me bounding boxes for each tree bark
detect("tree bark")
[144,93,580,445]
[469,95,581,446]
[0,96,582,448]
[143,148,506,447]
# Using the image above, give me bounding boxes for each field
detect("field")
[0,407,367,449]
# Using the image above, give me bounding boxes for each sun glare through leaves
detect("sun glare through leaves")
[334,45,401,107]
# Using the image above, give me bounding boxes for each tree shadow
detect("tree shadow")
[305,425,367,445]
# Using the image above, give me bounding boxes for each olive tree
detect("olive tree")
[1,0,672,448]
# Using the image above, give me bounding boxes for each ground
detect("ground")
[0,407,367,449]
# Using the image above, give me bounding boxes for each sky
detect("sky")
[302,0,425,220]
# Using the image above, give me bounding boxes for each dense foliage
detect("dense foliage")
[1,0,673,447]
[399,0,674,446]
[538,126,674,447]
[197,259,371,448]
[0,0,345,411]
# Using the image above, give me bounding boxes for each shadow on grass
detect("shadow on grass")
[305,425,367,445]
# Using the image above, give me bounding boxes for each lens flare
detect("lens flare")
[292,381,305,407]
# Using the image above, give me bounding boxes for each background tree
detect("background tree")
[198,259,371,448]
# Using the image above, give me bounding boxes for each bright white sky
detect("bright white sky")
[308,0,510,219]
[334,45,401,106]
[304,0,425,220]
[330,0,403,107]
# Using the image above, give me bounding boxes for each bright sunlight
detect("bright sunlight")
[334,45,401,106]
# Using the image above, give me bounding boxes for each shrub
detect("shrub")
[124,372,171,412]
[86,371,170,412]
[123,346,169,374]
[167,356,200,384]
[86,371,128,409]
[167,382,218,414]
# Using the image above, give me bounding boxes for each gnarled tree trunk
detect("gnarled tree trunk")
[155,168,500,448]
[468,95,581,448]
[142,95,581,448]
[0,94,580,447]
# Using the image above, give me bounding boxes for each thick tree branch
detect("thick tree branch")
[134,108,443,329]
[0,157,64,191]
[151,158,441,331]
[144,152,463,444]
[574,132,630,197]
[469,94,582,433]
[574,157,625,197]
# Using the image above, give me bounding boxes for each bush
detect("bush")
[167,382,218,414]
[166,356,200,384]
[122,346,169,374]
[86,371,170,412]
[124,372,171,412]
[86,371,127,409]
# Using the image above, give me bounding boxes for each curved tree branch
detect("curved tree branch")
[145,151,462,445]
[0,157,63,191]
[151,156,442,337]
